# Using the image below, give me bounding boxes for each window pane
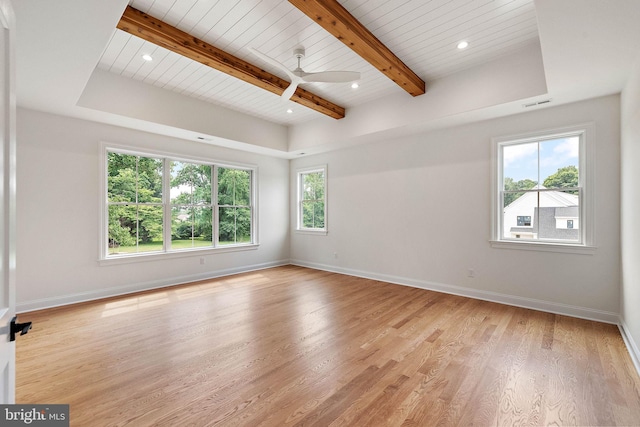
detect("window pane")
[108,153,138,203]
[502,142,538,191]
[218,168,250,206]
[218,206,234,245]
[235,207,251,244]
[218,207,251,245]
[171,161,211,205]
[136,157,163,203]
[171,206,191,245]
[107,153,163,203]
[302,200,324,229]
[303,172,324,201]
[108,204,137,254]
[108,205,163,253]
[539,190,580,242]
[137,205,164,252]
[171,206,213,249]
[193,166,212,204]
[193,207,213,246]
[170,161,192,205]
[503,189,579,242]
[539,136,579,191]
[314,201,325,228]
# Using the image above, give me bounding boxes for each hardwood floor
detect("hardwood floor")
[16,266,640,426]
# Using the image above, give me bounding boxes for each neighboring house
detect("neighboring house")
[503,185,579,241]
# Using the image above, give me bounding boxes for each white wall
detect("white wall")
[78,70,289,155]
[621,62,640,365]
[16,108,290,311]
[291,95,621,322]
[289,41,547,154]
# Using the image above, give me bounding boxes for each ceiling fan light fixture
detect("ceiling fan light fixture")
[142,54,153,61]
[351,82,359,89]
[286,108,293,114]
[457,41,469,50]
[249,47,360,100]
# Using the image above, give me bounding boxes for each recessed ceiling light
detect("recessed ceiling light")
[142,54,153,61]
[457,41,469,50]
[286,108,293,114]
[351,82,359,89]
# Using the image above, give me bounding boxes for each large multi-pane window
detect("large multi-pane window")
[297,166,327,232]
[493,125,593,249]
[105,148,255,258]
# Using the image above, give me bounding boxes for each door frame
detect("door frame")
[0,0,17,404]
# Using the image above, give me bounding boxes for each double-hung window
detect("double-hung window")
[103,146,256,259]
[297,166,327,233]
[492,124,594,251]
[170,160,213,249]
[217,167,252,245]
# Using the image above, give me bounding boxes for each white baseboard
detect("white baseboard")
[20,258,622,325]
[17,260,290,313]
[619,318,640,376]
[290,259,620,324]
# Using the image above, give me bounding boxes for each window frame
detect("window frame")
[100,143,258,263]
[491,124,595,254]
[296,165,328,235]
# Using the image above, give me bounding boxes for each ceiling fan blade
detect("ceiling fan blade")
[248,47,296,80]
[301,71,360,83]
[281,80,300,100]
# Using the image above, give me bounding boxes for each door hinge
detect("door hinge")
[10,316,32,342]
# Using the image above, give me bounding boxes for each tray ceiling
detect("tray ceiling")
[96,0,539,125]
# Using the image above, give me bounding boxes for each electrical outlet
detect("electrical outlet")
[333,252,338,259]
[200,257,205,265]
[467,269,475,278]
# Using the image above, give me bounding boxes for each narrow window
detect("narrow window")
[297,166,327,233]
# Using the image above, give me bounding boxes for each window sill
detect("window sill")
[99,243,260,266]
[295,229,328,236]
[490,240,595,255]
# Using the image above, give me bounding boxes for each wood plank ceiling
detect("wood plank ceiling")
[289,0,425,97]
[117,5,348,119]
[98,0,539,125]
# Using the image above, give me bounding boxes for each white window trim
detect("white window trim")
[490,123,596,254]
[99,142,259,262]
[296,165,328,235]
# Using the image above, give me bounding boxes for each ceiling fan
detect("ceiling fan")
[249,47,360,100]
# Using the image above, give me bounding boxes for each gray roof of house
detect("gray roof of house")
[555,206,579,217]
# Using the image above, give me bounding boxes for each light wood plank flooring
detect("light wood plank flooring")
[16,266,640,426]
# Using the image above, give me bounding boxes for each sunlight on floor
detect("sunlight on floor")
[100,274,271,317]
[101,292,170,317]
